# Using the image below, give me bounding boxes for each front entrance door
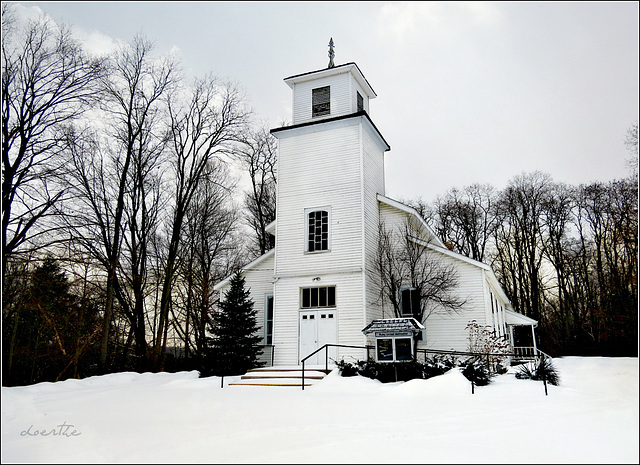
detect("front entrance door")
[299,310,337,365]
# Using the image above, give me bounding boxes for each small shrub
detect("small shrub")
[337,357,460,383]
[423,354,458,378]
[516,357,560,386]
[460,359,493,386]
[335,359,359,377]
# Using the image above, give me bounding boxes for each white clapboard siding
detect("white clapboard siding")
[288,64,374,125]
[271,272,366,366]
[274,119,364,275]
[419,252,488,352]
[291,72,351,125]
[270,114,388,365]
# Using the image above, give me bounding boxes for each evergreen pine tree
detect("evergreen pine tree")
[205,271,264,376]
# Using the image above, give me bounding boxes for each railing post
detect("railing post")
[325,345,329,372]
[302,360,305,391]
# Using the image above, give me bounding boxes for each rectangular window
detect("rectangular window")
[377,339,393,361]
[357,92,363,112]
[376,337,415,362]
[307,209,329,252]
[265,295,274,345]
[401,288,420,317]
[301,286,336,309]
[312,86,330,117]
[395,338,413,361]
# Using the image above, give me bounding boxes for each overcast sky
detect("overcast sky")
[12,1,639,202]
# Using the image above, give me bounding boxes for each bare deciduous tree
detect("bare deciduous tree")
[492,171,552,323]
[65,35,176,368]
[376,217,465,324]
[425,184,498,262]
[2,6,104,282]
[172,160,242,361]
[151,75,249,369]
[235,125,277,257]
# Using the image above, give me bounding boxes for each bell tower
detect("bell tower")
[269,41,391,365]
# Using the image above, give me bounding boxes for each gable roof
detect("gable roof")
[377,194,518,313]
[213,249,275,292]
[377,194,446,248]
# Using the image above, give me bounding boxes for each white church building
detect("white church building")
[214,50,538,367]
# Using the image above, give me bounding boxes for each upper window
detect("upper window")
[401,287,420,317]
[307,209,329,252]
[312,86,330,117]
[357,92,363,112]
[301,286,336,309]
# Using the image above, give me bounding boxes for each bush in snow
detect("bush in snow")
[465,320,511,373]
[515,357,560,386]
[335,355,459,383]
[460,358,493,386]
[334,359,359,377]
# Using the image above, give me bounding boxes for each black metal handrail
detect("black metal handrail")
[300,344,550,392]
[300,343,373,390]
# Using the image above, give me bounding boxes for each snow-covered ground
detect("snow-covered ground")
[2,356,638,464]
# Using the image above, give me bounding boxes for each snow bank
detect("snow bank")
[2,357,638,464]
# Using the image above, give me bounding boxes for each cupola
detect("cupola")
[283,39,377,125]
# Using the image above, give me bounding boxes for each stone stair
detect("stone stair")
[228,366,331,387]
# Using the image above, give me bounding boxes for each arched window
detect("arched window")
[306,209,330,252]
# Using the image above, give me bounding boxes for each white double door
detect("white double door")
[299,309,337,365]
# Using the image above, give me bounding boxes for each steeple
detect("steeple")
[328,38,335,68]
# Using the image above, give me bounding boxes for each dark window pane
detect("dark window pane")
[357,92,363,112]
[377,339,393,361]
[311,287,318,307]
[401,288,420,317]
[395,338,413,361]
[302,288,310,308]
[411,289,420,316]
[319,287,327,307]
[266,296,274,344]
[401,289,412,316]
[328,286,335,306]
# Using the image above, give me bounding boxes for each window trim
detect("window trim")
[264,294,274,345]
[304,207,331,253]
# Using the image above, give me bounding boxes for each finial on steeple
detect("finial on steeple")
[328,38,335,68]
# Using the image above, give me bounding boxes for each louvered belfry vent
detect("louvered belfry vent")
[312,86,330,117]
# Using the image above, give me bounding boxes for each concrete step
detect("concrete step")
[227,366,329,387]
